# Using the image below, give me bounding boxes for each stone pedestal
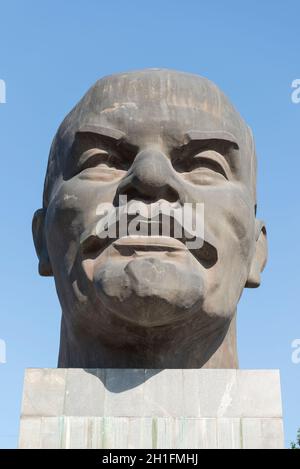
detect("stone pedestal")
[18,369,284,449]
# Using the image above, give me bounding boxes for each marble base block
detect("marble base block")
[18,369,284,449]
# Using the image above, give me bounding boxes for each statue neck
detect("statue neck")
[58,311,238,369]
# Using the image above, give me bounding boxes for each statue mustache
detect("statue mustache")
[80,199,218,267]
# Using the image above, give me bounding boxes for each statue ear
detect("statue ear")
[32,209,53,276]
[245,220,267,288]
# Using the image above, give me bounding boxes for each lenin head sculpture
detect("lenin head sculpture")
[32,69,267,368]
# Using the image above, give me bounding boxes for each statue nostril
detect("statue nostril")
[126,186,157,204]
[163,186,179,203]
[123,182,179,205]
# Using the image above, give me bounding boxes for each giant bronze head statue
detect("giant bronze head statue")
[32,69,267,368]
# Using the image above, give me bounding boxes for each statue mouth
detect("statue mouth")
[80,231,218,269]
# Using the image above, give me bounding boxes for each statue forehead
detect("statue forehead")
[63,69,248,144]
[87,69,226,111]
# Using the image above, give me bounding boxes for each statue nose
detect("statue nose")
[115,148,180,203]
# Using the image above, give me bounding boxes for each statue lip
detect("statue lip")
[80,234,187,259]
[112,235,187,251]
[80,231,218,268]
[112,235,218,267]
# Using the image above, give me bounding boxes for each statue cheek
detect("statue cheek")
[45,193,83,262]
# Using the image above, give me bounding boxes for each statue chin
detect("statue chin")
[92,256,205,327]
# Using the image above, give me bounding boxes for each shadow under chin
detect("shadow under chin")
[83,368,161,392]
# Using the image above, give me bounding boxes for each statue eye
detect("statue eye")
[174,150,229,183]
[189,154,228,179]
[77,149,126,174]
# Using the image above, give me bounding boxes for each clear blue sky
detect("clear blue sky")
[0,0,299,448]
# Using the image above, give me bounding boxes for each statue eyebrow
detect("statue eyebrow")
[71,125,138,163]
[183,130,239,149]
[76,125,126,142]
